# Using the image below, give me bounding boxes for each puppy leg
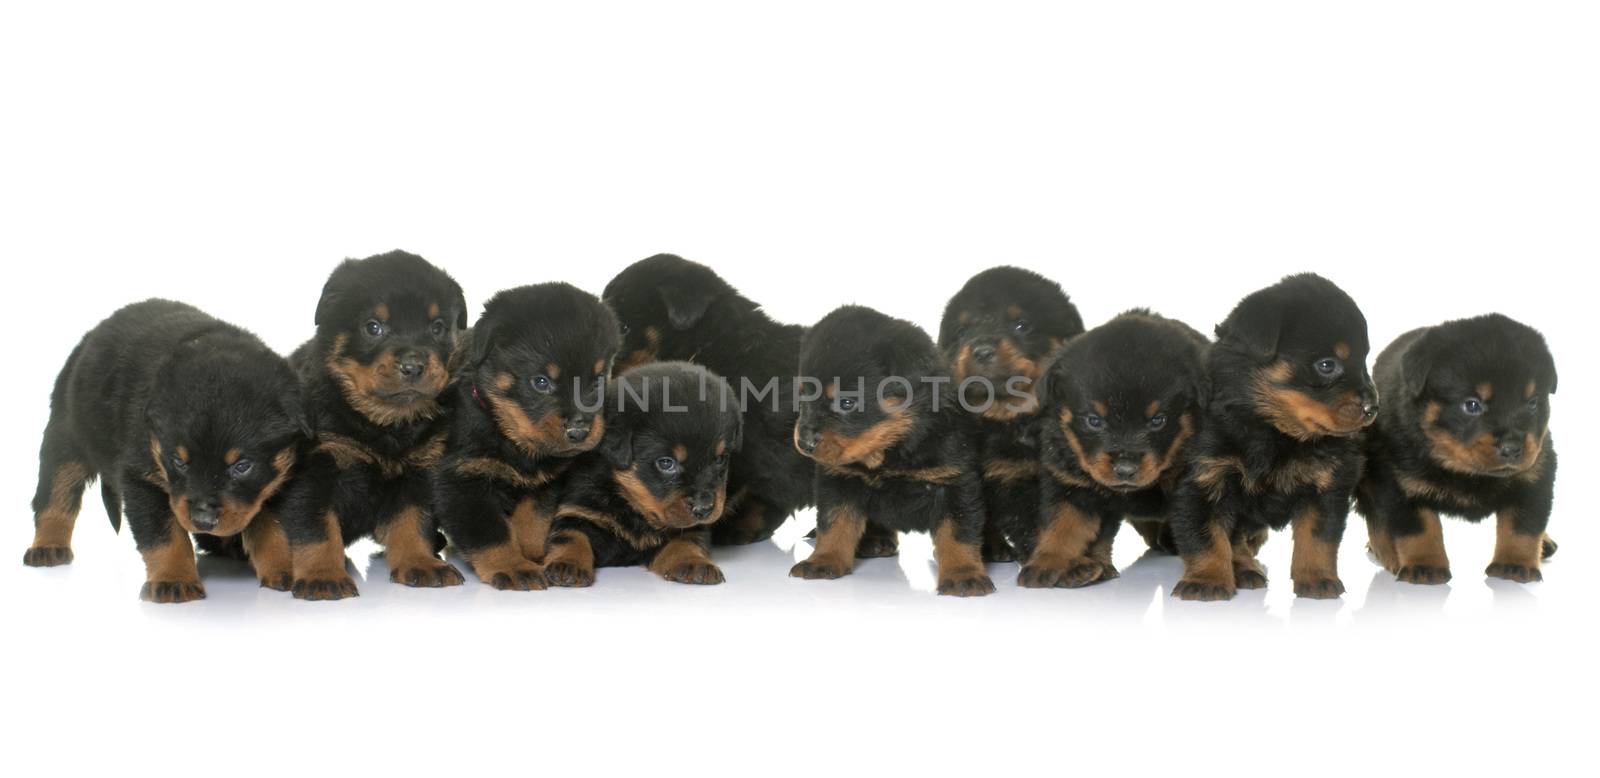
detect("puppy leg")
[507,494,555,563]
[981,518,1015,563]
[855,521,900,559]
[1173,521,1237,601]
[1387,507,1451,585]
[242,511,293,591]
[136,519,204,604]
[1229,526,1268,589]
[24,456,92,568]
[1018,501,1103,588]
[790,503,865,580]
[543,528,596,587]
[932,517,995,597]
[290,511,359,600]
[464,497,548,591]
[648,529,724,585]
[1290,508,1345,599]
[377,506,465,588]
[1486,508,1544,583]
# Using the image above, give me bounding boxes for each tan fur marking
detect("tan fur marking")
[375,505,440,570]
[1334,342,1351,360]
[291,512,350,581]
[931,520,987,585]
[28,462,91,551]
[242,511,293,586]
[324,333,446,427]
[803,503,867,572]
[803,409,914,469]
[982,458,1039,484]
[554,504,667,551]
[1179,522,1235,590]
[427,303,440,320]
[1025,501,1100,569]
[507,497,553,562]
[374,304,390,322]
[210,448,296,537]
[1290,508,1340,587]
[1476,382,1494,402]
[141,521,200,587]
[545,362,561,380]
[646,535,717,579]
[1490,508,1542,572]
[1392,507,1449,573]
[1422,402,1542,475]
[544,529,595,581]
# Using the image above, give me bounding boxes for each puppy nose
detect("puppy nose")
[396,354,426,379]
[1498,442,1524,462]
[972,342,998,364]
[1112,459,1140,480]
[564,423,592,442]
[688,491,716,519]
[189,498,221,530]
[796,427,821,454]
[1361,400,1380,420]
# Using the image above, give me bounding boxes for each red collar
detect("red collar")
[470,383,489,411]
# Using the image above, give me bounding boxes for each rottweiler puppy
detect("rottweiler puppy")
[790,306,994,597]
[541,362,743,587]
[1025,310,1209,587]
[278,250,469,600]
[24,300,306,602]
[1356,314,1557,584]
[937,265,1085,562]
[433,283,620,590]
[1169,273,1379,601]
[602,253,813,546]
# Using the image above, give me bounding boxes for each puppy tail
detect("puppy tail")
[101,481,122,532]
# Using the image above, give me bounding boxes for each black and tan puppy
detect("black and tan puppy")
[278,250,468,599]
[603,253,813,546]
[938,265,1085,562]
[1169,274,1379,601]
[790,306,994,597]
[24,300,306,602]
[541,362,742,587]
[433,283,620,590]
[1357,314,1557,584]
[1024,311,1208,587]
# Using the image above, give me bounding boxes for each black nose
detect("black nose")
[689,491,716,519]
[1498,441,1524,462]
[1362,400,1380,419]
[397,356,426,379]
[189,499,220,530]
[564,425,591,442]
[796,427,821,454]
[972,343,998,364]
[1112,459,1140,480]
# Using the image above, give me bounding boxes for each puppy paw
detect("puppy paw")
[291,574,359,601]
[22,546,72,567]
[1172,579,1236,601]
[1017,558,1102,589]
[660,560,725,585]
[259,572,293,591]
[937,571,996,597]
[1395,565,1451,585]
[543,560,594,588]
[856,535,899,559]
[790,557,852,580]
[1541,536,1558,560]
[1233,567,1268,590]
[1485,563,1542,583]
[1293,577,1346,599]
[390,561,465,588]
[486,567,547,591]
[140,579,206,604]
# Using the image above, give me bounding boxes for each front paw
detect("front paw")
[259,572,293,591]
[1233,566,1268,590]
[1293,577,1346,599]
[790,556,852,580]
[937,570,996,597]
[23,546,73,567]
[543,560,594,588]
[292,574,359,601]
[485,566,547,591]
[1172,579,1236,601]
[1486,562,1542,583]
[1395,565,1451,585]
[1017,558,1102,589]
[661,560,725,585]
[390,561,465,588]
[140,579,206,603]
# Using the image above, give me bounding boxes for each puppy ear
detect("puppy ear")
[1216,297,1281,361]
[1399,334,1435,401]
[467,322,494,368]
[660,284,716,330]
[281,382,314,440]
[449,279,469,331]
[599,419,632,469]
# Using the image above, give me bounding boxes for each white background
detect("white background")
[2,2,1595,775]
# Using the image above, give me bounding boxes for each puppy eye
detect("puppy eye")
[1148,414,1167,431]
[229,459,254,478]
[364,320,386,338]
[429,319,448,338]
[1012,319,1033,335]
[531,375,554,394]
[1462,398,1485,416]
[714,454,729,467]
[1084,414,1105,431]
[836,397,857,413]
[655,457,679,475]
[170,456,189,474]
[619,323,631,337]
[1526,397,1539,411]
[1314,358,1339,376]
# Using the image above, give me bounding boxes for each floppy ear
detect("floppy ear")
[1399,335,1435,401]
[660,284,716,330]
[467,322,495,368]
[281,383,314,440]
[448,279,469,330]
[1216,296,1281,362]
[599,418,632,469]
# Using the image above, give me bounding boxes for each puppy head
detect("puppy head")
[1038,311,1207,490]
[794,306,942,469]
[1216,273,1378,440]
[314,250,467,426]
[146,335,306,537]
[599,363,742,530]
[1400,314,1555,476]
[601,253,752,373]
[467,283,621,457]
[937,266,1084,417]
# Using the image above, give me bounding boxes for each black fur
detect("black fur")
[1169,273,1379,601]
[1356,314,1557,584]
[23,300,305,602]
[602,253,814,546]
[790,305,994,597]
[937,265,1085,562]
[544,362,743,587]
[278,250,470,599]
